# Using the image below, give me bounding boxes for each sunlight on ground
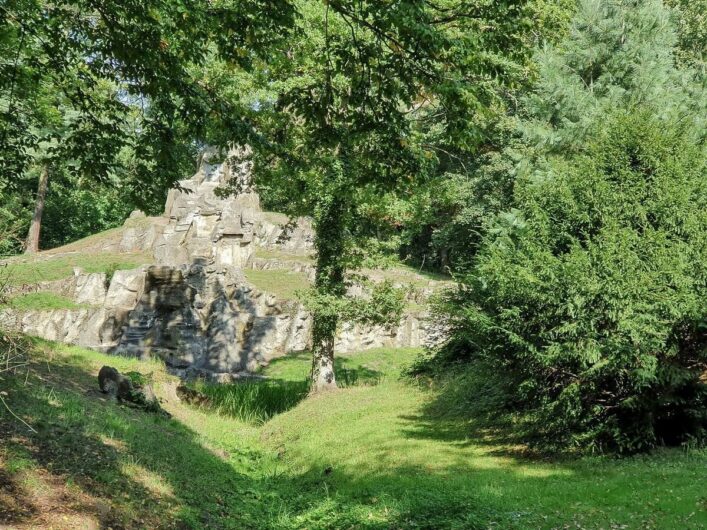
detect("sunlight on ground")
[121,462,175,499]
[244,268,311,300]
[1,251,153,286]
[0,340,705,529]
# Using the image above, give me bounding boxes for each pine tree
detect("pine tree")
[441,0,707,452]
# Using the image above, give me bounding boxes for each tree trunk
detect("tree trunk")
[24,164,49,254]
[309,194,347,392]
[311,313,337,391]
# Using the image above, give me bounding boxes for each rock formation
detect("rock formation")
[98,365,162,413]
[1,149,442,380]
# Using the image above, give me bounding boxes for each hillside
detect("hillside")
[1,216,448,302]
[2,2,706,528]
[1,173,449,378]
[1,340,705,529]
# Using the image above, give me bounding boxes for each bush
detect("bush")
[441,111,707,452]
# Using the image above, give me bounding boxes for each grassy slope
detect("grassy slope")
[244,269,312,301]
[1,252,152,286]
[2,224,443,306]
[6,292,86,310]
[0,218,154,287]
[1,342,705,529]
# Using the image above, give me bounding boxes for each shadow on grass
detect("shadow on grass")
[398,368,547,460]
[191,355,385,424]
[1,359,256,528]
[192,378,311,424]
[0,350,592,529]
[263,350,386,387]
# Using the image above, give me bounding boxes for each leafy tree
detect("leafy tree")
[0,0,295,252]
[236,0,567,391]
[382,0,576,273]
[665,0,707,71]
[394,117,521,272]
[438,0,707,452]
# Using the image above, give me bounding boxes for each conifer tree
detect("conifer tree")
[441,0,707,452]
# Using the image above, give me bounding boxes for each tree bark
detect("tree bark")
[309,193,347,392]
[311,313,337,391]
[24,164,49,254]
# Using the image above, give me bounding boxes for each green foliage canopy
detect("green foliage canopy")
[226,0,576,387]
[438,0,707,452]
[0,0,296,252]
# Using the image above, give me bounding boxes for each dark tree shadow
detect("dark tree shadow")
[263,350,385,388]
[0,348,635,530]
[397,371,576,461]
[187,352,387,423]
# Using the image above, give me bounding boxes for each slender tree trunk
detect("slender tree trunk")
[310,194,347,392]
[311,312,337,391]
[24,164,49,254]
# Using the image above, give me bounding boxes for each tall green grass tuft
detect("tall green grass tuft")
[191,379,310,424]
[189,367,384,424]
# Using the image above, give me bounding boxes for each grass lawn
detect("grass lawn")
[254,248,315,264]
[365,262,453,287]
[1,251,152,286]
[1,341,705,529]
[6,292,87,311]
[244,268,312,300]
[0,217,154,288]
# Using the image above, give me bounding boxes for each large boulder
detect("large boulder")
[98,366,133,400]
[97,366,162,413]
[105,269,146,309]
[74,271,108,305]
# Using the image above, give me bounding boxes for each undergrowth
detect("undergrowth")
[189,379,310,424]
[188,364,385,424]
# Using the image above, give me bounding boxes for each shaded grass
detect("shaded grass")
[0,340,267,529]
[263,380,707,529]
[187,348,410,424]
[261,347,421,382]
[190,379,310,424]
[1,340,706,529]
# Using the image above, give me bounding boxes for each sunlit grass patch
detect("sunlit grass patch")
[2,339,706,529]
[187,358,393,425]
[1,251,152,286]
[3,446,37,475]
[185,348,421,424]
[254,247,314,263]
[262,347,421,382]
[121,460,175,499]
[244,268,311,300]
[372,263,451,286]
[47,217,153,254]
[7,292,85,311]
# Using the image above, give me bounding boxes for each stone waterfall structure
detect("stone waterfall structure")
[2,151,440,380]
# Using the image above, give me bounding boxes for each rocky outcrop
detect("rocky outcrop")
[122,149,313,265]
[98,366,163,413]
[2,149,442,379]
